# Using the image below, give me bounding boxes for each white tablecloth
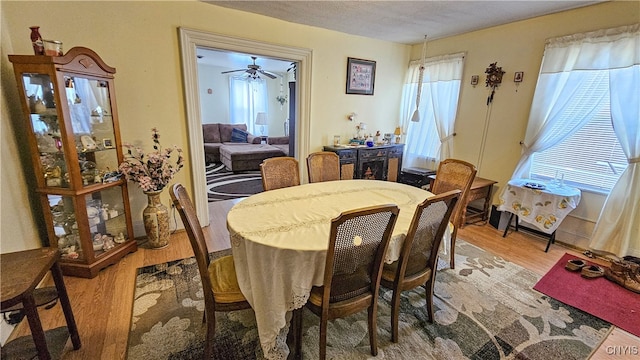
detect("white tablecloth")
[227,179,447,359]
[497,178,581,234]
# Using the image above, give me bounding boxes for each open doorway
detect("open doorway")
[179,28,312,224]
[195,48,295,148]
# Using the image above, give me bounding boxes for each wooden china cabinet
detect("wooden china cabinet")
[9,47,137,278]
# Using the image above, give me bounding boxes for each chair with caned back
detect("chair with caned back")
[170,184,252,360]
[380,189,460,342]
[307,151,341,183]
[260,157,300,191]
[430,159,476,269]
[291,204,399,360]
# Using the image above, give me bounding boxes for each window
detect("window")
[530,70,628,192]
[229,76,268,135]
[400,53,464,169]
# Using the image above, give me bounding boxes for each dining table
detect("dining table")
[227,179,448,359]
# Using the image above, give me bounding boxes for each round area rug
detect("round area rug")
[206,163,263,202]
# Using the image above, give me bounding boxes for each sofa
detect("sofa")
[202,123,290,171]
[203,123,260,163]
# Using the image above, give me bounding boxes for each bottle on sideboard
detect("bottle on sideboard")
[30,26,44,55]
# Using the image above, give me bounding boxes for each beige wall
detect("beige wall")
[1,1,638,252]
[415,1,639,248]
[0,1,409,250]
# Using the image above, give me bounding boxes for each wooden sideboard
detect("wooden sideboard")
[323,144,403,181]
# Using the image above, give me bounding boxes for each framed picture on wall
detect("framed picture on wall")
[346,57,376,95]
[514,71,524,83]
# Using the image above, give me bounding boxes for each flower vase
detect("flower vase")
[143,190,170,249]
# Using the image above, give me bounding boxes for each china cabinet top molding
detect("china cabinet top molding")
[9,47,116,76]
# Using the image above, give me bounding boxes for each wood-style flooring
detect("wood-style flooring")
[6,198,639,359]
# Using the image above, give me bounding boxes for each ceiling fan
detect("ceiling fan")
[221,56,278,79]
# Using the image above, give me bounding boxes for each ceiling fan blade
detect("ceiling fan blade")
[258,70,278,79]
[221,69,246,74]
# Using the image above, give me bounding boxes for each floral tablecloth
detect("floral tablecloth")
[497,178,581,234]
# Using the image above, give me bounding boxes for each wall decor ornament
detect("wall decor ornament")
[346,57,376,95]
[514,71,524,92]
[485,62,505,105]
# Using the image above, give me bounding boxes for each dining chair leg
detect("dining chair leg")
[205,317,215,360]
[319,314,328,360]
[390,289,401,343]
[289,308,303,360]
[450,225,458,269]
[368,304,378,356]
[425,277,436,323]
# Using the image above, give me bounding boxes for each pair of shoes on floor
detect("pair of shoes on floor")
[565,259,604,278]
[604,259,640,294]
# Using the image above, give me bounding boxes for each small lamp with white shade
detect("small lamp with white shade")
[255,112,268,143]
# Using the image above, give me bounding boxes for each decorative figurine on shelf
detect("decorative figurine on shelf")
[93,234,104,251]
[114,232,126,244]
[102,235,115,251]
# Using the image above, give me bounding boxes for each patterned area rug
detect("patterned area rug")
[206,163,263,202]
[127,240,612,360]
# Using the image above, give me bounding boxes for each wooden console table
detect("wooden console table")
[429,175,497,227]
[1,248,81,359]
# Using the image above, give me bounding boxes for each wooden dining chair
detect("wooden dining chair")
[170,184,251,360]
[380,189,460,342]
[292,204,399,360]
[430,158,476,269]
[260,156,301,191]
[306,151,341,183]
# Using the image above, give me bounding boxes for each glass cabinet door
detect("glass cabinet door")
[21,73,69,188]
[84,186,130,257]
[64,76,120,188]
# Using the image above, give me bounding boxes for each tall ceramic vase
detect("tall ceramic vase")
[143,190,170,249]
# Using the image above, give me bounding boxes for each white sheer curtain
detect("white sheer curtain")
[508,24,639,258]
[399,53,464,169]
[229,76,268,135]
[590,25,640,258]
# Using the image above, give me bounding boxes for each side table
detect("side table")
[428,175,497,227]
[498,179,581,252]
[1,248,81,359]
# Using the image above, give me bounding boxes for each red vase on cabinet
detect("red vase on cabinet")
[30,26,44,55]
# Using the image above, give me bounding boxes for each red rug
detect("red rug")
[533,253,640,337]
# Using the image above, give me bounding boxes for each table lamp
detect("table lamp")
[255,112,268,136]
[394,126,402,144]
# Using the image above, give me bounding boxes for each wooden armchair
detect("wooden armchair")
[170,184,251,359]
[380,189,460,342]
[307,151,340,183]
[430,159,476,269]
[292,204,399,360]
[260,157,300,191]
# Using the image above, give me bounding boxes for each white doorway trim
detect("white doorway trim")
[178,27,312,224]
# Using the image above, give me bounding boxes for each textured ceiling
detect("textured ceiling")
[204,1,603,45]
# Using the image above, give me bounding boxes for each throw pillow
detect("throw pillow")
[231,128,249,143]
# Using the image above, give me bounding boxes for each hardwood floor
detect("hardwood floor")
[6,198,638,359]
